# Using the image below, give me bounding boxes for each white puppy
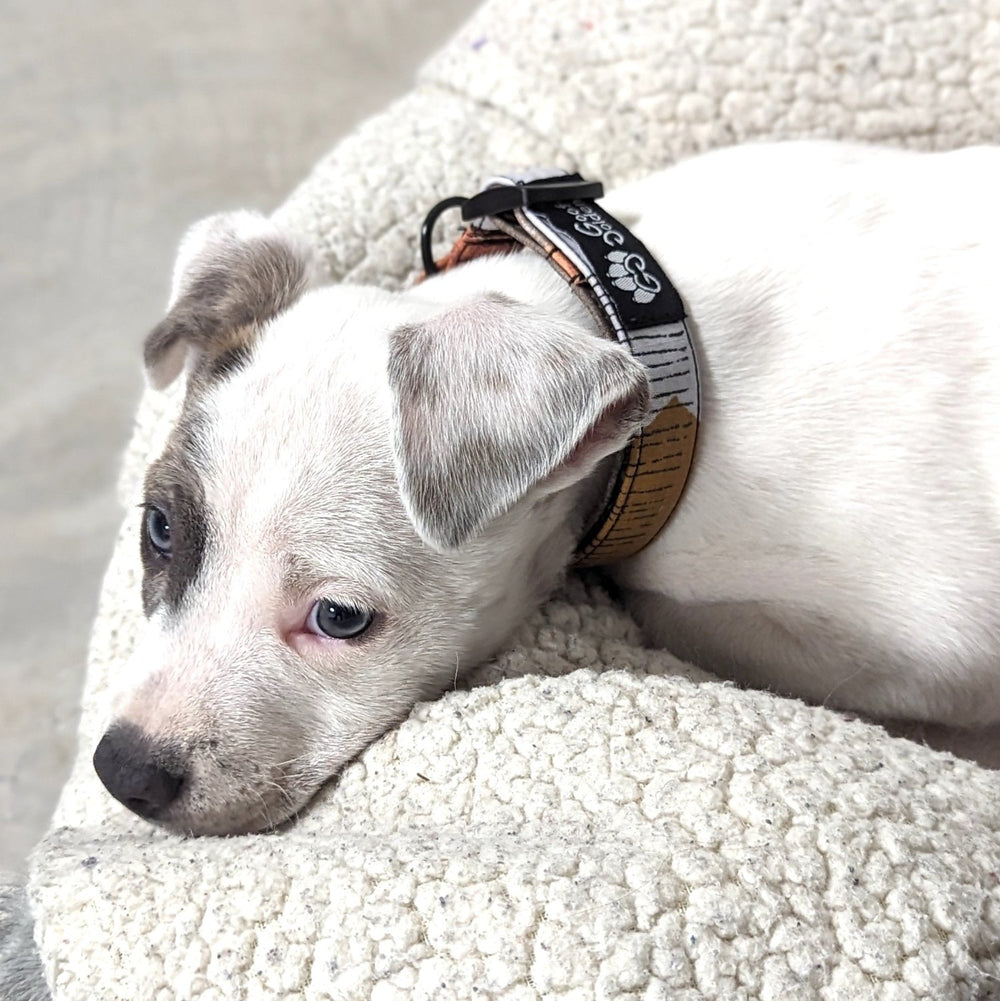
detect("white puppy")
[92,141,1000,836]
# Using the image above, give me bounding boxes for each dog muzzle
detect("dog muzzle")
[420,170,701,568]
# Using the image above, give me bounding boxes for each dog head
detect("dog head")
[93,212,649,835]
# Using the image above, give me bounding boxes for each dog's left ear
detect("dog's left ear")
[143,211,317,389]
[388,293,650,550]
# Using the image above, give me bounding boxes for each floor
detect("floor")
[0,0,476,874]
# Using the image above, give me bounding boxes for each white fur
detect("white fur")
[607,142,1000,723]
[106,141,1000,835]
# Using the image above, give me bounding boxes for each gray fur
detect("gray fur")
[0,875,49,1001]
[140,417,210,616]
[387,293,650,549]
[144,213,315,389]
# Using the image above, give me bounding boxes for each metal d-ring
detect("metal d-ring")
[420,195,468,275]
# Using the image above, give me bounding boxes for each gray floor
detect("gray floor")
[0,0,477,874]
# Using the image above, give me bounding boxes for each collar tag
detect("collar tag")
[420,170,701,567]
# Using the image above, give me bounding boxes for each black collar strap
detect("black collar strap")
[421,170,701,567]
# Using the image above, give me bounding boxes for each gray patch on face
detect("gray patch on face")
[140,410,210,616]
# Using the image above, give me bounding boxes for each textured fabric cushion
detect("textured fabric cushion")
[28,1,1000,998]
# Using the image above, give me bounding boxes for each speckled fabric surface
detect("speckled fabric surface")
[26,0,1000,998]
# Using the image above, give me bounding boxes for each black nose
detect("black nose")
[92,725,185,819]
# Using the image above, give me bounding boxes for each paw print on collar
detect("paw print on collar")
[606,249,662,304]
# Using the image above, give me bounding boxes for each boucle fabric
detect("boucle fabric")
[25,0,1000,998]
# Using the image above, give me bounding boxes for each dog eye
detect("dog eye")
[306,600,373,640]
[144,505,172,559]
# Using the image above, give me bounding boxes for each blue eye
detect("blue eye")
[307,600,374,640]
[145,506,172,558]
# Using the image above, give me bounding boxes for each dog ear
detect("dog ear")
[388,292,650,550]
[143,211,317,389]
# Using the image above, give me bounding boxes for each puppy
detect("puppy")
[93,141,1000,836]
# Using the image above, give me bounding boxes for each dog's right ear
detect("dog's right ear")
[143,211,317,389]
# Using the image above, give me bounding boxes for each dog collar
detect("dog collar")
[420,170,701,567]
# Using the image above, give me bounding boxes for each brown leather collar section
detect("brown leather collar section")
[429,226,521,272]
[424,196,699,568]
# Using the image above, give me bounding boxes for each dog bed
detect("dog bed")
[23,0,1000,998]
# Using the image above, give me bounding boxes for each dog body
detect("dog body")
[605,142,1000,726]
[94,141,1000,835]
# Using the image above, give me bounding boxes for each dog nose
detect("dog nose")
[92,725,185,819]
